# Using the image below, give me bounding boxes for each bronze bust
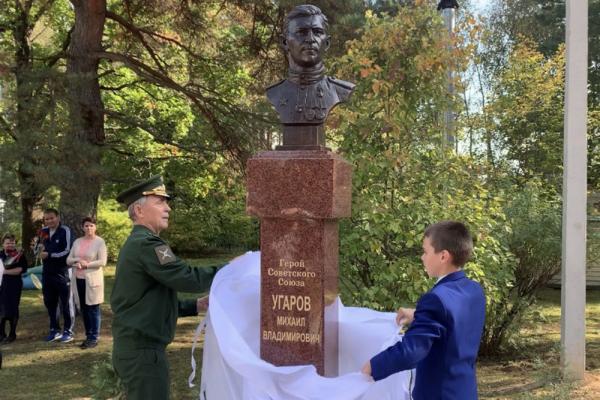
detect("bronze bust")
[267,5,355,150]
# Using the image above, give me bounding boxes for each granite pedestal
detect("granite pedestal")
[246,150,352,376]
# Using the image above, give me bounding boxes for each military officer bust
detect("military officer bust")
[267,4,355,150]
[111,175,216,400]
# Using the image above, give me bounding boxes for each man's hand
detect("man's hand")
[396,307,415,326]
[196,296,209,314]
[41,251,49,260]
[361,361,373,379]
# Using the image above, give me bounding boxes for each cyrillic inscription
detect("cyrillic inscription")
[262,330,321,344]
[271,294,311,312]
[276,315,306,327]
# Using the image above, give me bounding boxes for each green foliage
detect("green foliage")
[487,0,600,106]
[589,109,600,192]
[505,182,562,289]
[480,180,562,354]
[90,353,126,400]
[479,3,600,191]
[339,151,515,312]
[331,5,566,355]
[465,17,598,353]
[97,199,131,262]
[0,0,76,246]
[487,42,565,187]
[0,168,22,238]
[332,5,516,319]
[162,156,258,255]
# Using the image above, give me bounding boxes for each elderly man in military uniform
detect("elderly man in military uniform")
[111,175,219,400]
[267,4,355,150]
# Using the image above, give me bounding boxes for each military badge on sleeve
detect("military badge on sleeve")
[154,245,174,265]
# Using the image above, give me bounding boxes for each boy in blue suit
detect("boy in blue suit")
[362,221,486,400]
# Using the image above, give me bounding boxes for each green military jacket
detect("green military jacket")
[111,225,216,346]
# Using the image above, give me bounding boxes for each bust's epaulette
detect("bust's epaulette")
[328,76,356,90]
[266,79,286,91]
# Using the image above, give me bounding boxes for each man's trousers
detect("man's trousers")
[42,276,75,334]
[113,343,170,400]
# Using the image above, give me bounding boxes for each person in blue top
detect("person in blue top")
[362,221,486,400]
[39,208,75,343]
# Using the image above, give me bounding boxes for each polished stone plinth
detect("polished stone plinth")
[246,150,352,376]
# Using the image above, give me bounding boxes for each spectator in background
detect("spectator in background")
[40,208,74,343]
[67,217,107,349]
[0,234,28,344]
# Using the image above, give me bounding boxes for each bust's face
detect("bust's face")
[284,15,329,69]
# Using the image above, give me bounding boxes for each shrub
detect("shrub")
[91,353,125,400]
[163,177,259,256]
[480,181,562,355]
[97,199,131,262]
[338,151,515,315]
[331,5,558,357]
[333,6,515,318]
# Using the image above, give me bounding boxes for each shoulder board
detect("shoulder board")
[266,79,286,91]
[328,76,355,90]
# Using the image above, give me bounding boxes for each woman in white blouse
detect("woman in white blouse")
[67,217,107,349]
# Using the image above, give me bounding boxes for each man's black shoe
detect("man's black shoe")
[80,339,98,349]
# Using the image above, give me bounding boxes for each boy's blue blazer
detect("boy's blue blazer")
[370,270,486,400]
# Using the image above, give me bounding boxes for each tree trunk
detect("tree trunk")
[60,0,106,235]
[17,166,44,262]
[12,2,47,254]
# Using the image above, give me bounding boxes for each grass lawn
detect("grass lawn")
[1,258,599,399]
[0,254,235,400]
[477,288,600,399]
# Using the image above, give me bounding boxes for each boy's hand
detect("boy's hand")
[361,361,373,378]
[396,307,415,326]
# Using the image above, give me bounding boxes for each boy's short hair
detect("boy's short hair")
[424,221,473,267]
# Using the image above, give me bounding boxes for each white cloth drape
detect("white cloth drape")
[196,251,413,400]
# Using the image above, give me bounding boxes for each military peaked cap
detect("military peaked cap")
[116,175,170,206]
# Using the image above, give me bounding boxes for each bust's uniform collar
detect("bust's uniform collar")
[288,64,325,85]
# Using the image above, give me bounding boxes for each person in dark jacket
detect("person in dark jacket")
[0,234,28,343]
[40,208,75,343]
